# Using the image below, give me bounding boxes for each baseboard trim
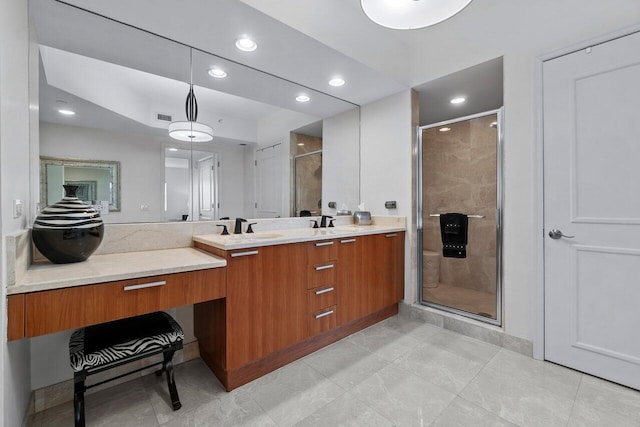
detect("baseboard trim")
[400,302,533,357]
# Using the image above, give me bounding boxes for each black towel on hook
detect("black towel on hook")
[440,213,469,258]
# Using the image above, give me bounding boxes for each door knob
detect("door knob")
[548,229,575,239]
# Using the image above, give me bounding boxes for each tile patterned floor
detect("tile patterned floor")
[28,314,640,427]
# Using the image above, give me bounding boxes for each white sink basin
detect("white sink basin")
[247,233,282,239]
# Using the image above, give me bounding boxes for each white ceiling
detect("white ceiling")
[414,57,503,126]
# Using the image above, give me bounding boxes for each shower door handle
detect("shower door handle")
[548,229,575,239]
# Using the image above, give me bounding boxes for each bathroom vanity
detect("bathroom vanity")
[192,226,405,390]
[6,222,405,392]
[6,248,227,339]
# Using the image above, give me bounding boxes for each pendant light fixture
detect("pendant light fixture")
[360,0,473,30]
[169,49,213,142]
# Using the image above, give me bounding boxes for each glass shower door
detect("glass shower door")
[418,110,502,325]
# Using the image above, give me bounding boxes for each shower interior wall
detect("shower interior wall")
[421,114,498,296]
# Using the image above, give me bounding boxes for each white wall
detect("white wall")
[40,122,165,223]
[165,164,190,221]
[322,107,360,215]
[360,91,414,302]
[1,0,33,425]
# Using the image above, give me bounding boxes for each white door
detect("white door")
[198,156,217,220]
[256,144,281,218]
[543,31,640,390]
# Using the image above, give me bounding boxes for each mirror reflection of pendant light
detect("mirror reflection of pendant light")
[168,86,213,142]
[360,0,473,30]
[169,49,213,142]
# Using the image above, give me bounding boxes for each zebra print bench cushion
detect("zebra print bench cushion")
[69,312,184,372]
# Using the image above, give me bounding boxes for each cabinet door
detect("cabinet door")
[226,244,308,369]
[380,232,405,307]
[337,236,363,324]
[362,233,405,313]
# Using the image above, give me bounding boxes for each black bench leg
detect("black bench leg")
[73,372,87,427]
[163,350,181,410]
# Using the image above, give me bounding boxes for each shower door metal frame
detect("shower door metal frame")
[416,108,504,326]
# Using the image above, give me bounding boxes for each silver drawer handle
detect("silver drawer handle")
[315,241,334,247]
[315,287,334,295]
[340,239,356,243]
[231,250,259,257]
[385,233,398,238]
[124,280,166,291]
[315,309,334,319]
[315,264,334,271]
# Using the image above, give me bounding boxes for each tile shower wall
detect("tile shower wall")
[422,114,497,294]
[292,132,323,216]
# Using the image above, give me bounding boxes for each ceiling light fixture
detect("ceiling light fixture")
[439,127,451,132]
[360,0,473,30]
[169,50,214,143]
[58,109,76,116]
[297,142,305,146]
[296,95,310,103]
[490,121,498,128]
[450,97,466,104]
[208,68,227,78]
[235,36,257,52]
[329,77,346,87]
[168,148,179,152]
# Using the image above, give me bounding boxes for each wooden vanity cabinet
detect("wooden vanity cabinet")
[363,232,405,311]
[337,232,405,325]
[195,243,308,371]
[194,230,404,391]
[337,236,364,324]
[307,240,338,336]
[7,295,25,340]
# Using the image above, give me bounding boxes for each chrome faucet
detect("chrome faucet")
[234,218,247,234]
[320,215,333,228]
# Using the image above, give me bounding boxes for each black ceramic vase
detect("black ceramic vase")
[32,185,104,264]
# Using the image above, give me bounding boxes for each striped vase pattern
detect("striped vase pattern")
[32,185,104,264]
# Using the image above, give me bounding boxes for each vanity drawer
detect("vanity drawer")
[308,261,337,289]
[307,240,337,264]
[309,305,337,336]
[25,268,226,337]
[308,285,337,312]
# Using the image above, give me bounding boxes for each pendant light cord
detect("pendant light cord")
[185,48,198,122]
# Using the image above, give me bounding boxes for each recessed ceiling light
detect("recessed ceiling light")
[168,148,178,152]
[329,77,345,87]
[296,95,310,103]
[58,109,76,116]
[490,121,498,128]
[297,142,305,146]
[208,68,227,78]
[439,127,451,132]
[235,37,257,52]
[450,97,466,104]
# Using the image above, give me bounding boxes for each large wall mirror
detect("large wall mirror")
[30,0,360,223]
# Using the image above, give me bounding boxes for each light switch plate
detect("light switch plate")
[13,199,23,218]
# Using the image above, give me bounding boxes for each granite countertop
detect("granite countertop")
[193,224,406,251]
[8,247,226,295]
